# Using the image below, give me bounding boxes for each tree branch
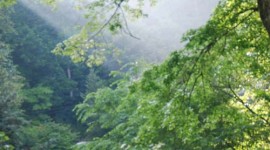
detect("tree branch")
[119,6,140,39]
[90,1,123,38]
[228,84,270,126]
[258,0,270,36]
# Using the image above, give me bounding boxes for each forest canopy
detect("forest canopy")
[1,0,270,149]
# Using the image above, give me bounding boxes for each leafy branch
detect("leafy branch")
[228,84,270,126]
[89,0,124,38]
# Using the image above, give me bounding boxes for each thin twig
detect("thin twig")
[211,83,270,126]
[119,6,140,40]
[90,1,123,38]
[182,41,216,99]
[187,72,202,105]
[228,84,270,126]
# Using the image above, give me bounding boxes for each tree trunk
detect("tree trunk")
[258,0,270,36]
[67,66,73,98]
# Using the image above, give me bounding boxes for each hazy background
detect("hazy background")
[19,0,219,62]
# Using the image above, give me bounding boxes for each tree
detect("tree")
[74,0,270,149]
[0,2,85,148]
[0,42,24,147]
[3,0,270,149]
[15,121,78,150]
[74,62,148,149]
[258,0,270,36]
[0,6,25,141]
[4,3,88,126]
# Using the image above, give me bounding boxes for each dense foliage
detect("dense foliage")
[74,0,270,149]
[0,2,84,149]
[2,0,270,149]
[15,121,78,150]
[0,1,123,149]
[0,8,24,149]
[5,3,87,123]
[0,47,24,149]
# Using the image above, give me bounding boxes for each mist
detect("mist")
[19,0,219,62]
[115,0,219,62]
